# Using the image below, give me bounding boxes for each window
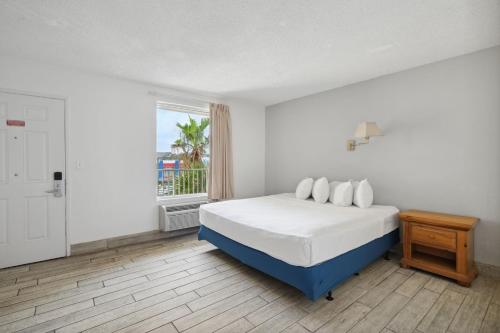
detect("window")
[156,101,209,197]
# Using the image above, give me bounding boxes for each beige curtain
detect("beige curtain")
[208,103,234,200]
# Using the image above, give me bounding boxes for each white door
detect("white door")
[0,91,66,268]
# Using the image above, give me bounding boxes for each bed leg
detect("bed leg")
[384,251,390,261]
[326,291,334,301]
[354,272,359,276]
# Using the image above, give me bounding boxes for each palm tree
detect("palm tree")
[173,116,209,169]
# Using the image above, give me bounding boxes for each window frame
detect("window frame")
[156,101,210,202]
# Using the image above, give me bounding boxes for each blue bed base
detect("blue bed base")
[198,225,399,300]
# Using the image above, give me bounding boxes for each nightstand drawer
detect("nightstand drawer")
[411,225,456,251]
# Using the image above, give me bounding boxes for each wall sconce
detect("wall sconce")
[347,122,383,151]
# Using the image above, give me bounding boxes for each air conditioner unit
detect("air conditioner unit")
[159,201,208,232]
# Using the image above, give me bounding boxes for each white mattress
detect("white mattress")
[199,193,399,267]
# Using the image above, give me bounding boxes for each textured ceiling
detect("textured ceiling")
[0,0,499,105]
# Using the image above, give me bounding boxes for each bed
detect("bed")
[198,193,400,300]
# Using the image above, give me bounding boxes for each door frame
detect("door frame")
[0,87,71,257]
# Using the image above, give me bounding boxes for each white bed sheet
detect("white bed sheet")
[199,193,399,267]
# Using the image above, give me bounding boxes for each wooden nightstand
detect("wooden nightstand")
[400,210,478,287]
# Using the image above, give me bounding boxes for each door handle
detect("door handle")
[46,188,63,197]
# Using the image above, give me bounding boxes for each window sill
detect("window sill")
[157,193,208,205]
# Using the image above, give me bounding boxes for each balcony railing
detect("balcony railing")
[157,168,208,196]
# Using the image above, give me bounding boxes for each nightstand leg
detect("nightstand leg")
[457,280,471,287]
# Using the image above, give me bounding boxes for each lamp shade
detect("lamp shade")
[354,122,382,139]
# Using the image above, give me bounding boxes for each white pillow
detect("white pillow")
[328,181,343,203]
[353,179,374,208]
[333,181,354,206]
[312,177,329,203]
[295,178,314,200]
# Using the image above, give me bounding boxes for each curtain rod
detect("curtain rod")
[147,90,222,104]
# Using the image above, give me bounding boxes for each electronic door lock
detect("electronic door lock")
[46,171,64,197]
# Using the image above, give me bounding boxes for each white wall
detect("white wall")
[266,46,500,266]
[0,56,266,244]
[228,99,266,198]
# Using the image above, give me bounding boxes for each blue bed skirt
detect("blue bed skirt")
[198,225,399,300]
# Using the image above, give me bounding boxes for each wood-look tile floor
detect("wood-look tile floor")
[0,233,499,333]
